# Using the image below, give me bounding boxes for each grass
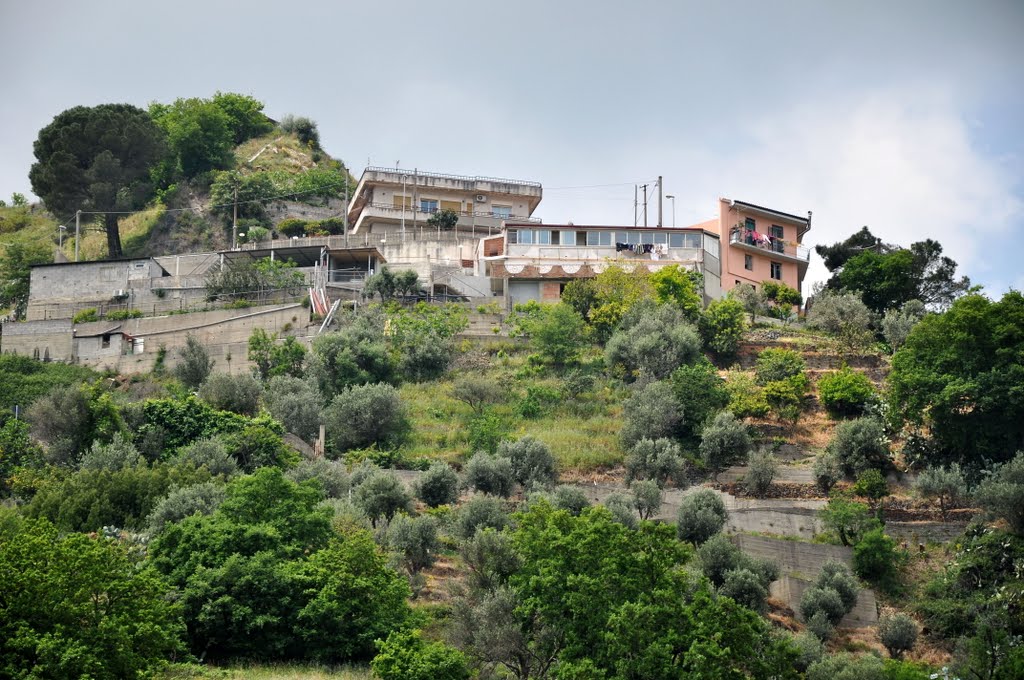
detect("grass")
[399,347,626,473]
[159,662,371,679]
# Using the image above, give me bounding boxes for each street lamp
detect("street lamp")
[57,225,67,248]
[665,195,676,227]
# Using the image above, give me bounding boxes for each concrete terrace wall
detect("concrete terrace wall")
[0,319,73,360]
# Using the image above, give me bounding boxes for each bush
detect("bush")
[805,653,887,680]
[72,307,99,323]
[807,290,875,348]
[853,527,903,586]
[452,376,503,414]
[147,481,226,533]
[790,631,824,672]
[800,585,847,626]
[452,494,509,540]
[276,218,312,237]
[699,411,751,480]
[198,372,263,415]
[415,461,460,507]
[220,424,294,471]
[816,560,860,611]
[763,373,809,425]
[696,533,777,591]
[818,366,876,418]
[878,612,918,658]
[26,384,96,466]
[79,432,142,471]
[463,452,515,498]
[173,437,239,477]
[669,360,731,443]
[286,458,349,498]
[754,348,806,385]
[605,301,701,381]
[354,469,412,527]
[813,451,843,494]
[724,370,770,419]
[308,317,396,398]
[280,114,320,147]
[625,437,688,488]
[264,386,321,442]
[819,495,879,546]
[0,517,186,678]
[528,303,587,367]
[827,417,889,476]
[699,298,746,359]
[631,479,662,520]
[371,629,470,680]
[677,488,728,545]
[387,514,439,574]
[913,463,967,521]
[881,299,926,351]
[174,334,214,389]
[721,567,768,613]
[852,468,889,509]
[105,308,143,320]
[604,493,638,529]
[400,336,455,382]
[553,485,592,516]
[323,383,410,454]
[973,451,1024,535]
[620,381,681,449]
[745,448,777,497]
[804,611,835,641]
[499,436,558,488]
[460,528,521,592]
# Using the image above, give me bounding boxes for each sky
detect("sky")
[2,0,1022,294]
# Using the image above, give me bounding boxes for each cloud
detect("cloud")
[536,83,1022,295]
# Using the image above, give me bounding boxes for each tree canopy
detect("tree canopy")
[29,103,167,258]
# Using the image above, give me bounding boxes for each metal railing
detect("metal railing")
[364,166,542,189]
[363,202,542,224]
[729,229,810,261]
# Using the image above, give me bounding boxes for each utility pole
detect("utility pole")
[413,168,419,239]
[640,184,648,227]
[74,210,81,262]
[231,183,239,249]
[634,185,638,226]
[657,175,663,228]
[343,181,349,235]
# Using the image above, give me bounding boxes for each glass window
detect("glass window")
[627,231,641,245]
[560,231,575,246]
[576,230,587,245]
[744,254,753,271]
[615,231,629,245]
[682,232,701,248]
[519,229,533,244]
[654,232,667,244]
[771,262,782,280]
[640,232,655,244]
[599,231,611,246]
[551,231,561,245]
[704,234,720,258]
[508,230,518,245]
[669,233,684,248]
[744,217,755,231]
[421,199,438,213]
[537,230,551,245]
[492,205,512,219]
[587,231,599,246]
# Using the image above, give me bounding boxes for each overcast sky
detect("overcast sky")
[2,0,1022,294]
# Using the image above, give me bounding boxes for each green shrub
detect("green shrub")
[553,485,592,516]
[721,567,768,613]
[285,458,349,499]
[806,290,875,349]
[323,383,410,454]
[813,451,842,494]
[878,612,918,659]
[605,301,701,381]
[630,479,662,520]
[827,417,889,476]
[460,528,521,592]
[913,463,967,521]
[466,410,512,454]
[308,315,396,398]
[724,370,770,419]
[621,381,682,449]
[819,495,879,546]
[371,630,470,680]
[72,307,99,323]
[805,653,886,680]
[763,373,809,425]
[499,436,558,488]
[317,217,346,235]
[853,527,904,587]
[263,379,321,442]
[699,410,751,480]
[415,461,460,507]
[745,448,777,497]
[105,308,143,320]
[353,469,412,527]
[220,424,295,471]
[699,298,746,359]
[463,452,515,498]
[669,359,731,443]
[974,451,1024,535]
[790,631,823,672]
[625,437,688,488]
[173,335,214,389]
[0,516,186,678]
[198,372,263,416]
[173,437,239,477]
[277,218,313,237]
[147,481,226,533]
[677,488,728,545]
[818,365,876,418]
[852,468,889,510]
[754,348,806,385]
[800,585,847,627]
[78,432,142,471]
[387,514,439,574]
[452,493,509,540]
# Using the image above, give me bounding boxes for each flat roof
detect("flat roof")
[504,222,717,234]
[219,245,385,268]
[31,256,149,269]
[730,199,809,224]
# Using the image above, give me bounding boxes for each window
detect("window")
[654,232,667,244]
[771,262,782,280]
[744,254,753,271]
[744,217,756,231]
[770,225,785,253]
[492,205,512,219]
[101,334,111,349]
[519,229,534,244]
[560,231,575,246]
[536,230,551,245]
[627,231,641,245]
[508,230,518,245]
[669,233,684,248]
[421,198,438,213]
[640,231,655,245]
[576,231,587,245]
[615,231,629,245]
[684,232,702,249]
[551,230,561,245]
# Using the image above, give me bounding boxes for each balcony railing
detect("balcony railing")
[729,228,810,261]
[364,166,542,189]
[363,202,541,223]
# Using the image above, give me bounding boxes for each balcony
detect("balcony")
[353,202,541,234]
[729,228,810,262]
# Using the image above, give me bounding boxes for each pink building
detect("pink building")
[690,198,812,295]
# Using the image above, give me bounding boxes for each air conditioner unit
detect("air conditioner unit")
[113,289,127,299]
[475,194,487,202]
